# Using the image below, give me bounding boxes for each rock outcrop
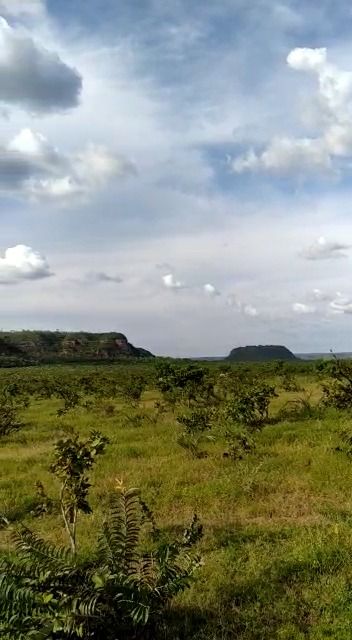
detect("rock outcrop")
[0,331,153,363]
[227,345,297,362]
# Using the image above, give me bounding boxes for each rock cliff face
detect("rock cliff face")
[0,331,153,362]
[227,345,297,362]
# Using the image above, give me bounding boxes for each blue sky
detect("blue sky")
[1,0,352,355]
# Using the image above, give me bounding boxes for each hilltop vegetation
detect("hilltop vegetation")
[0,330,153,366]
[1,357,352,638]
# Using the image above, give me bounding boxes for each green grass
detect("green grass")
[1,365,352,638]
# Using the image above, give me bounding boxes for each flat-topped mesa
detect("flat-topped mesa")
[0,331,154,362]
[227,345,298,362]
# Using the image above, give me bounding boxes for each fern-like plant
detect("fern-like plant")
[0,438,202,639]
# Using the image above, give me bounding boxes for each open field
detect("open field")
[2,360,352,638]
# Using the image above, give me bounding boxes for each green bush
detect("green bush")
[0,430,202,639]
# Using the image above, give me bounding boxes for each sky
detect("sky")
[1,1,352,356]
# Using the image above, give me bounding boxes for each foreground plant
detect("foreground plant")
[0,430,202,639]
[50,429,109,554]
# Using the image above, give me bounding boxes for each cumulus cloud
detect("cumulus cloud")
[27,143,136,203]
[0,17,82,112]
[292,302,315,314]
[75,144,136,185]
[287,47,327,73]
[0,129,134,202]
[0,244,52,283]
[0,128,63,190]
[231,47,352,175]
[231,137,331,174]
[162,273,184,289]
[203,282,220,297]
[287,47,352,120]
[301,236,350,260]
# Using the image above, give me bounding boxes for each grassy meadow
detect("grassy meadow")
[1,360,352,638]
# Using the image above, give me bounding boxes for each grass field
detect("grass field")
[1,362,352,638]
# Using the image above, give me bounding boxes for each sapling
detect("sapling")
[50,429,109,554]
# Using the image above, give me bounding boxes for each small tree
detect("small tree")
[121,376,146,406]
[321,356,352,410]
[50,429,109,554]
[224,382,277,429]
[0,395,24,438]
[176,407,214,458]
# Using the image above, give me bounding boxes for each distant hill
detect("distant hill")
[0,331,153,365]
[227,345,298,362]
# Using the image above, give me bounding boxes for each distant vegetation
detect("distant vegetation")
[227,344,298,362]
[0,331,153,366]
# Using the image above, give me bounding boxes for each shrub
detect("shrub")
[0,397,23,438]
[0,437,202,640]
[155,362,211,408]
[280,372,302,392]
[321,357,352,410]
[176,407,214,458]
[277,394,322,421]
[223,383,277,428]
[120,376,146,406]
[223,429,255,460]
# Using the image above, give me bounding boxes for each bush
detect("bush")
[0,431,202,639]
[277,394,322,421]
[0,398,23,438]
[321,358,352,410]
[223,383,277,428]
[280,372,302,392]
[0,488,202,639]
[223,429,255,460]
[176,408,214,458]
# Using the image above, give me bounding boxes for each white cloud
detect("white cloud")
[243,304,258,317]
[287,47,352,120]
[231,137,331,175]
[9,128,55,157]
[292,302,316,314]
[329,293,352,314]
[203,282,220,297]
[0,17,81,112]
[231,47,352,175]
[227,294,258,316]
[287,47,327,73]
[0,244,52,283]
[311,288,332,302]
[0,0,44,17]
[0,129,135,202]
[301,236,350,260]
[162,273,184,289]
[73,144,136,188]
